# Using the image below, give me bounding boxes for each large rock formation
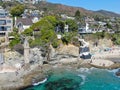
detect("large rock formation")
[30,48,44,65]
[4,50,24,64]
[4,47,44,67]
[89,38,113,53]
[56,44,79,57]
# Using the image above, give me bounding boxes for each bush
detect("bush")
[22,28,33,36]
[9,34,20,49]
[62,32,77,44]
[111,34,120,45]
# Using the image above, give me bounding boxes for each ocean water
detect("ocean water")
[25,68,120,90]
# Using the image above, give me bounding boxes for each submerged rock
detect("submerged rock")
[115,69,120,76]
[44,77,79,90]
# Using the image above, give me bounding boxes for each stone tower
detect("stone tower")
[24,38,30,64]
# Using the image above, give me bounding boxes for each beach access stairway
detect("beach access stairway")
[78,38,89,47]
[78,38,92,59]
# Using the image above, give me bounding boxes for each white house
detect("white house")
[15,16,39,33]
[15,17,32,32]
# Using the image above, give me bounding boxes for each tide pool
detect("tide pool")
[25,68,120,90]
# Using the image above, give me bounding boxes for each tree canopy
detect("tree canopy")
[75,10,81,20]
[29,16,59,48]
[10,4,25,17]
[65,19,78,32]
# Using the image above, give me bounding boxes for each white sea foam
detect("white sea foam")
[76,68,94,74]
[76,68,89,72]
[53,65,58,68]
[33,78,47,86]
[89,67,96,70]
[107,68,120,73]
[107,68,120,78]
[78,74,86,85]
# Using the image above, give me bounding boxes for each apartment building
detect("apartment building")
[0,8,13,35]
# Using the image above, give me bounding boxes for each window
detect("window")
[7,20,11,23]
[0,20,6,25]
[6,26,11,31]
[0,26,7,31]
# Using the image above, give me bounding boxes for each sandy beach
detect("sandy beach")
[88,46,120,67]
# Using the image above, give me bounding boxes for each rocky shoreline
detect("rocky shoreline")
[0,44,120,90]
[0,59,120,90]
[20,60,120,90]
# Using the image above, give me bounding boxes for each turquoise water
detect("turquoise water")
[26,68,120,90]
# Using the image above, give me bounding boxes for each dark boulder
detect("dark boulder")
[115,69,120,76]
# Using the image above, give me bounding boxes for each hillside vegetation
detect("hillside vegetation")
[1,1,120,17]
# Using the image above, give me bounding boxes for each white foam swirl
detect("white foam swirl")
[78,74,86,85]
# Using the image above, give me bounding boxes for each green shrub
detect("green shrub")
[22,28,33,36]
[9,33,20,49]
[111,34,120,45]
[62,32,77,44]
[9,38,20,49]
